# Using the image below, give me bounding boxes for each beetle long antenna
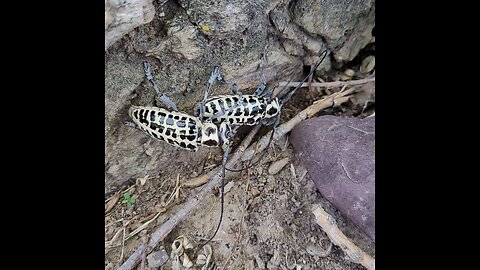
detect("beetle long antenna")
[280,50,328,106]
[224,50,328,173]
[200,142,231,248]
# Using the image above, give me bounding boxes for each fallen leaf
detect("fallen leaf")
[251,187,261,197]
[182,254,193,268]
[360,56,375,74]
[136,175,150,186]
[196,254,207,265]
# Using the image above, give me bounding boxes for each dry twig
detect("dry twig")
[140,231,148,270]
[278,77,375,89]
[312,204,375,270]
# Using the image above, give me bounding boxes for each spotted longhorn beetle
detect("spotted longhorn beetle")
[194,50,328,172]
[127,51,328,248]
[198,50,329,247]
[127,62,233,152]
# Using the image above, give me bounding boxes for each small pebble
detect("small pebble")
[145,147,154,156]
[251,187,261,197]
[147,248,169,268]
[254,254,266,269]
[224,181,235,193]
[241,149,255,161]
[245,259,255,270]
[267,176,275,183]
[268,157,290,175]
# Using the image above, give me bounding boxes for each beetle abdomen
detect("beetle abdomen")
[202,95,269,125]
[129,106,199,151]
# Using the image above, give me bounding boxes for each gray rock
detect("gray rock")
[290,116,375,241]
[291,0,375,62]
[254,254,266,269]
[105,0,156,50]
[147,248,169,268]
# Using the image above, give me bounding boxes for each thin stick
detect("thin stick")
[105,228,123,250]
[120,227,126,262]
[140,231,147,270]
[312,204,375,270]
[124,211,163,242]
[278,77,375,89]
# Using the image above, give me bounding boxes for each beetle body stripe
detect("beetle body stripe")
[200,95,280,126]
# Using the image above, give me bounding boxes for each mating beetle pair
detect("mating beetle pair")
[127,50,328,246]
[128,61,284,152]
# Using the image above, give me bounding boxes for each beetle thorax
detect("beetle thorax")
[264,98,280,119]
[200,122,220,147]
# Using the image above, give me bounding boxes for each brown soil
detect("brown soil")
[105,61,375,269]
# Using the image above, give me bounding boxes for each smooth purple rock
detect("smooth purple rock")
[290,115,375,241]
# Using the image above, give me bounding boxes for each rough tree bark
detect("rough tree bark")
[105,0,375,195]
[105,0,157,50]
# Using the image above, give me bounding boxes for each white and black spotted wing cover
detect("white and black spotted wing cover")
[129,106,200,151]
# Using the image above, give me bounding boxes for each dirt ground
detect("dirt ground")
[105,25,375,270]
[105,49,375,269]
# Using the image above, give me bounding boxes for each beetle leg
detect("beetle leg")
[142,61,179,111]
[124,120,140,130]
[231,82,242,96]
